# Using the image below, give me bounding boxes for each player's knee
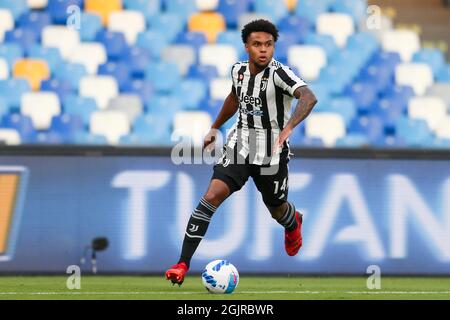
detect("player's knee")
[267,202,287,220]
[203,190,227,207]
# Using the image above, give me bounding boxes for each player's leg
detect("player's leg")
[252,162,303,256]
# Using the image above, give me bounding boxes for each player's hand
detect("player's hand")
[203,128,219,152]
[273,126,293,155]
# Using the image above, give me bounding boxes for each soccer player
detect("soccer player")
[166,19,317,285]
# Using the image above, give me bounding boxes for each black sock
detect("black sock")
[277,202,298,231]
[178,197,217,268]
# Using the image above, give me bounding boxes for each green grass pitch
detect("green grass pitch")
[0,276,449,300]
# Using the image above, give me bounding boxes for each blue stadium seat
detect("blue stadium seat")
[437,64,450,82]
[136,30,170,59]
[345,81,377,113]
[318,65,351,95]
[218,0,250,28]
[187,64,219,83]
[373,134,407,148]
[0,0,28,20]
[0,113,36,140]
[200,98,222,118]
[47,0,83,24]
[358,63,393,93]
[348,115,384,144]
[395,117,434,147]
[27,45,63,72]
[146,62,181,93]
[175,32,208,52]
[290,135,325,148]
[63,95,98,126]
[277,15,312,43]
[0,78,31,109]
[330,0,367,24]
[412,48,446,77]
[98,61,131,90]
[73,131,108,145]
[0,96,8,117]
[431,138,450,149]
[165,0,196,22]
[50,113,85,141]
[328,98,357,126]
[335,134,370,148]
[274,32,297,64]
[173,79,207,110]
[31,131,64,144]
[304,33,338,59]
[124,46,152,78]
[17,11,51,36]
[131,113,173,144]
[381,85,415,107]
[123,0,161,23]
[373,96,407,132]
[53,63,87,90]
[216,31,245,57]
[346,32,379,58]
[79,13,103,42]
[331,49,367,79]
[95,30,129,60]
[370,51,401,75]
[121,79,155,104]
[147,95,183,119]
[4,28,39,51]
[253,0,289,24]
[0,43,24,67]
[41,78,73,101]
[149,13,184,43]
[295,0,331,23]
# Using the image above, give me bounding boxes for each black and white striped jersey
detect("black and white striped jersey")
[224,58,307,166]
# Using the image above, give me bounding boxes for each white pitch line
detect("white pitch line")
[1,291,450,295]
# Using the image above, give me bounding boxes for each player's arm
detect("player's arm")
[203,88,239,150]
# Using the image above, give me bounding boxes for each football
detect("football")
[201,260,239,294]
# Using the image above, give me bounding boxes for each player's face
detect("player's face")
[245,32,275,70]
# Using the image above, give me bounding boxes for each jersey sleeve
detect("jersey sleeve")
[274,65,307,97]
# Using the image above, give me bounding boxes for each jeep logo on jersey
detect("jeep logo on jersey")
[240,93,262,107]
[0,167,28,262]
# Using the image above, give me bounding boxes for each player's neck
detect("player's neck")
[249,60,268,76]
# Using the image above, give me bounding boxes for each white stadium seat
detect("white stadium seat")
[28,0,48,9]
[69,42,107,75]
[162,45,196,76]
[173,111,213,147]
[305,112,346,147]
[0,58,9,80]
[210,77,232,100]
[108,11,146,45]
[381,29,420,62]
[395,63,434,96]
[79,76,118,110]
[196,0,219,11]
[0,9,14,42]
[107,94,143,123]
[42,25,80,60]
[408,96,447,132]
[199,44,237,77]
[435,116,450,139]
[426,84,450,109]
[0,129,21,145]
[288,45,327,81]
[317,13,355,47]
[21,92,61,130]
[90,111,130,144]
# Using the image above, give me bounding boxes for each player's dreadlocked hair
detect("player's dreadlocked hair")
[241,19,279,44]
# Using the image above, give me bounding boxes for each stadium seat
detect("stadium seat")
[121,79,154,103]
[20,91,61,130]
[146,61,181,93]
[199,44,237,77]
[277,15,312,43]
[108,10,146,45]
[0,113,36,140]
[27,45,62,73]
[79,13,103,42]
[196,0,220,11]
[274,33,296,64]
[166,0,197,21]
[327,98,357,126]
[426,83,450,107]
[136,30,170,59]
[373,96,406,131]
[295,0,330,23]
[47,0,82,24]
[41,78,73,101]
[200,98,222,118]
[304,33,338,60]
[13,59,50,91]
[412,48,446,77]
[53,63,87,91]
[348,115,384,144]
[210,77,232,100]
[98,61,131,89]
[0,58,8,80]
[4,28,39,51]
[123,46,152,78]
[335,134,369,148]
[123,0,160,23]
[347,32,379,59]
[42,25,80,60]
[63,95,98,126]
[0,43,23,67]
[358,63,393,93]
[0,78,31,108]
[89,110,130,144]
[381,30,420,62]
[288,45,327,81]
[395,63,434,96]
[305,112,346,147]
[150,13,184,43]
[0,0,28,20]
[161,45,196,76]
[173,79,207,110]
[79,75,119,110]
[0,9,14,42]
[106,94,143,123]
[28,0,48,9]
[188,12,226,43]
[73,131,108,145]
[175,31,208,52]
[345,81,377,113]
[69,42,107,75]
[0,96,8,116]
[253,0,289,24]
[435,116,450,140]
[85,0,123,26]
[218,0,250,28]
[49,113,84,140]
[407,96,447,132]
[173,111,212,146]
[330,0,367,24]
[147,95,183,119]
[187,64,219,83]
[17,11,51,37]
[133,113,173,144]
[437,64,450,82]
[216,31,245,57]
[0,128,20,145]
[95,30,129,61]
[317,13,355,47]
[395,117,434,147]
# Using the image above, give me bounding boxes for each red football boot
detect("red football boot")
[165,262,189,286]
[285,212,303,256]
